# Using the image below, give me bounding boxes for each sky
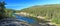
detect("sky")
[3,0,60,10]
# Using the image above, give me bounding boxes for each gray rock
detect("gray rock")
[0,18,32,26]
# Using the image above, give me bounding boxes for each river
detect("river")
[14,14,36,24]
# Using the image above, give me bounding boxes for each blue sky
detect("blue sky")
[4,0,60,10]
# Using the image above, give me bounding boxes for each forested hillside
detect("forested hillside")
[19,4,60,24]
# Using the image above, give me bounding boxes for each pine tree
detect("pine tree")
[0,0,6,19]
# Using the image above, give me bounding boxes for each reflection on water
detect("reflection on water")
[14,14,36,24]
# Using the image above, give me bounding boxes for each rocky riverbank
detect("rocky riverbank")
[15,12,57,26]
